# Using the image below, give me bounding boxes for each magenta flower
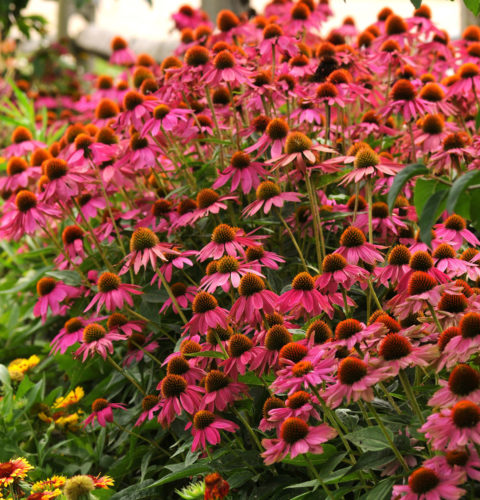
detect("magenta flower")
[277,272,332,320]
[3,126,45,158]
[200,256,262,293]
[109,36,136,66]
[123,332,159,367]
[135,394,160,427]
[186,410,239,452]
[334,226,384,265]
[0,190,60,241]
[142,103,191,135]
[243,181,303,217]
[429,364,480,409]
[159,282,196,315]
[392,465,465,500]
[201,370,247,412]
[0,157,40,193]
[316,254,369,293]
[424,446,480,482]
[33,277,79,323]
[84,398,127,427]
[435,214,480,250]
[212,151,267,194]
[230,274,278,326]
[153,249,196,283]
[75,323,126,361]
[41,158,90,202]
[184,291,229,336]
[157,374,204,426]
[381,79,431,122]
[261,417,337,465]
[85,272,142,313]
[50,316,101,355]
[121,227,177,274]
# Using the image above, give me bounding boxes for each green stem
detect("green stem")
[107,355,145,395]
[304,454,335,500]
[398,370,424,425]
[305,172,325,271]
[366,402,409,473]
[156,267,188,324]
[365,179,373,244]
[232,406,263,453]
[276,208,308,272]
[427,303,442,333]
[113,421,169,455]
[377,381,402,415]
[368,279,383,312]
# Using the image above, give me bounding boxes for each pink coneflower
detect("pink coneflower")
[433,243,471,278]
[449,62,480,96]
[277,272,332,319]
[220,333,255,378]
[0,190,61,241]
[50,316,90,355]
[424,446,480,482]
[339,147,401,186]
[259,396,286,432]
[429,364,480,408]
[245,117,289,159]
[261,417,337,465]
[213,151,267,194]
[381,79,431,121]
[442,312,480,367]
[355,201,407,240]
[392,465,465,500]
[316,253,369,293]
[85,272,142,313]
[106,312,143,337]
[116,91,156,130]
[414,113,451,154]
[420,400,480,450]
[84,398,127,427]
[249,324,293,375]
[41,158,89,202]
[201,256,262,293]
[230,273,278,325]
[33,277,79,323]
[185,410,238,452]
[334,226,384,265]
[142,103,191,135]
[121,227,177,274]
[430,132,474,173]
[376,333,436,375]
[397,250,450,291]
[166,354,205,385]
[172,5,210,30]
[75,323,126,361]
[315,81,346,108]
[272,352,336,395]
[184,291,229,336]
[151,249,196,284]
[203,49,251,86]
[123,332,159,367]
[54,225,87,270]
[159,282,196,314]
[323,356,390,408]
[201,370,247,411]
[268,391,320,423]
[197,224,262,262]
[0,157,40,193]
[75,192,106,222]
[135,394,160,427]
[3,126,45,158]
[157,374,204,426]
[331,319,372,351]
[435,214,480,249]
[176,190,237,228]
[245,245,285,271]
[109,36,136,65]
[242,180,303,217]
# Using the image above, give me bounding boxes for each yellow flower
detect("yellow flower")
[27,355,40,368]
[91,474,114,489]
[55,412,82,432]
[32,476,67,492]
[37,412,54,424]
[7,355,39,379]
[54,387,84,409]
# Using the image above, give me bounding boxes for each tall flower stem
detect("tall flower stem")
[107,355,146,395]
[304,454,335,500]
[398,370,424,425]
[365,178,373,244]
[155,267,188,324]
[275,208,308,272]
[305,171,325,271]
[205,85,225,169]
[113,421,168,455]
[368,279,383,312]
[427,303,443,333]
[366,402,410,473]
[231,406,263,453]
[130,339,165,370]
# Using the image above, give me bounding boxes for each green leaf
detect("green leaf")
[464,0,480,16]
[410,0,422,8]
[387,163,428,211]
[345,426,393,451]
[45,270,82,286]
[419,190,448,246]
[470,189,480,232]
[446,170,480,214]
[0,365,11,388]
[363,478,396,500]
[184,350,226,359]
[149,463,211,487]
[350,449,394,471]
[413,178,447,216]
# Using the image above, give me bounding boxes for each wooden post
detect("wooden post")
[201,0,249,21]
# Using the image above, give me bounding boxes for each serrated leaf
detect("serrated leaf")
[446,170,480,214]
[419,190,448,246]
[387,163,428,211]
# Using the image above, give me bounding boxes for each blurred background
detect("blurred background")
[24,0,464,43]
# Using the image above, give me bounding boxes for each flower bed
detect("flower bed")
[1,1,480,499]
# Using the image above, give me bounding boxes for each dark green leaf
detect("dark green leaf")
[184,350,226,359]
[464,0,480,16]
[350,449,394,471]
[410,0,422,8]
[446,170,480,214]
[345,426,393,451]
[419,190,448,246]
[149,462,211,487]
[387,163,428,211]
[363,478,396,500]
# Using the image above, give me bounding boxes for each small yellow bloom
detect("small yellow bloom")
[27,355,40,368]
[33,476,67,492]
[54,387,84,409]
